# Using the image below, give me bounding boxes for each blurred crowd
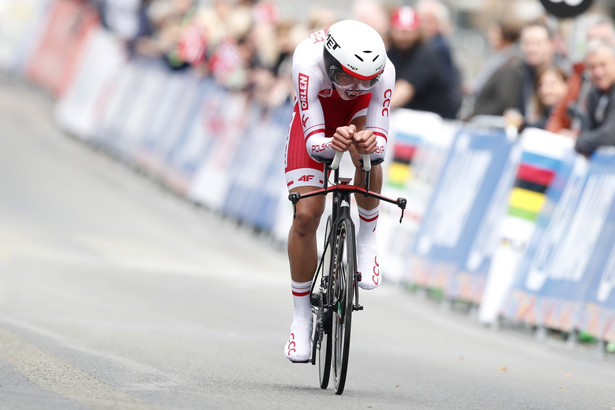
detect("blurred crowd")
[91,0,615,156]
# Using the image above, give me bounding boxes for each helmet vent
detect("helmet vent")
[372,55,380,62]
[354,54,364,62]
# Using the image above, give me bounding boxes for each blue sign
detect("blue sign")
[409,126,515,296]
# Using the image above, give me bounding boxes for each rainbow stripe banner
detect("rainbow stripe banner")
[502,149,615,342]
[479,128,574,324]
[507,151,561,221]
[386,109,447,189]
[500,152,584,328]
[379,110,455,284]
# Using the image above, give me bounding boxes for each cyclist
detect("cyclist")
[284,20,395,362]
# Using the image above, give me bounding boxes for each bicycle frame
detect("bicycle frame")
[288,156,407,304]
[288,152,406,393]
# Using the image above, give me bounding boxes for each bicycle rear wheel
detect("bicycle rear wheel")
[331,218,356,395]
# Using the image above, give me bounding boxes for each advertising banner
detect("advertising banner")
[479,129,574,323]
[379,110,456,284]
[54,27,125,140]
[135,70,203,186]
[91,59,160,155]
[113,60,170,159]
[576,152,615,341]
[25,0,99,96]
[164,78,222,194]
[503,149,615,339]
[0,0,50,71]
[187,91,249,211]
[222,103,291,231]
[408,125,514,294]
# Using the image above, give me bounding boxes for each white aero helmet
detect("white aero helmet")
[323,20,386,90]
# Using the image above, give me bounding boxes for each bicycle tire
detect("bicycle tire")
[317,216,333,389]
[332,218,356,395]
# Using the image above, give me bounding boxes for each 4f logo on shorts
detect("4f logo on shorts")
[298,175,315,182]
[539,0,593,17]
[298,74,309,111]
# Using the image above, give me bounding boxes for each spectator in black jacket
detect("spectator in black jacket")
[388,6,459,119]
[416,0,462,117]
[574,39,615,157]
[462,19,523,120]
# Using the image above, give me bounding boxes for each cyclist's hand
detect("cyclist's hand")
[353,129,377,154]
[332,124,356,152]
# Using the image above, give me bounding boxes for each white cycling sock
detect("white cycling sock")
[357,205,379,246]
[291,280,312,323]
[286,280,313,362]
[357,205,381,289]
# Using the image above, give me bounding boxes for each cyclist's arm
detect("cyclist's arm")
[363,59,396,163]
[291,41,336,162]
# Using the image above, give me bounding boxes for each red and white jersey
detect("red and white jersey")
[291,28,395,162]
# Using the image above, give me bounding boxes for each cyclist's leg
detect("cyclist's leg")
[283,104,325,362]
[352,157,384,290]
[284,186,325,362]
[288,186,326,283]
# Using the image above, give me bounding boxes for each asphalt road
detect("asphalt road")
[1,75,614,410]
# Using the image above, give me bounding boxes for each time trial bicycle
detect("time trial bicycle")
[289,152,406,395]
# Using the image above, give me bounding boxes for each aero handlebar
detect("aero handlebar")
[330,152,371,172]
[289,151,406,223]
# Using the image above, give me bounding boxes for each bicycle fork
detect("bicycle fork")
[333,191,363,313]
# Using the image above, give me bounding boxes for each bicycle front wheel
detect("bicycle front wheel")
[331,218,356,395]
[317,216,333,389]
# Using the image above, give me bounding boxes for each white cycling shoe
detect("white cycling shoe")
[357,244,381,290]
[284,319,313,363]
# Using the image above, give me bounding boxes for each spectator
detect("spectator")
[250,19,306,107]
[416,0,462,117]
[96,0,148,41]
[387,6,458,119]
[546,15,615,133]
[526,65,569,129]
[462,19,523,120]
[132,0,197,68]
[517,19,567,122]
[573,39,615,157]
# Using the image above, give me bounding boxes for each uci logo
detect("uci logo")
[539,0,593,18]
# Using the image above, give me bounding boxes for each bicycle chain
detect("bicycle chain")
[318,289,325,349]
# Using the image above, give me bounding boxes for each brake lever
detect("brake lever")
[289,192,301,218]
[397,198,407,223]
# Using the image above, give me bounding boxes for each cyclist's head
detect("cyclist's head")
[323,20,386,98]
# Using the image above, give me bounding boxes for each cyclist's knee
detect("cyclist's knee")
[292,207,322,236]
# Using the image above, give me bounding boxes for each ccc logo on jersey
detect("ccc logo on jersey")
[382,89,392,117]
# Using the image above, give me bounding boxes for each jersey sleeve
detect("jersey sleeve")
[291,34,336,161]
[364,58,396,163]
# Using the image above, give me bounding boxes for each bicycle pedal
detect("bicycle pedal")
[353,304,364,311]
